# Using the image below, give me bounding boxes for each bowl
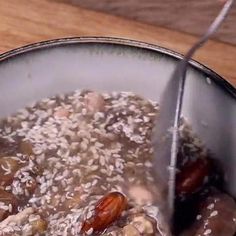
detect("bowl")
[0,37,235,196]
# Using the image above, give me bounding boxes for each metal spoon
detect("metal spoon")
[152,0,235,221]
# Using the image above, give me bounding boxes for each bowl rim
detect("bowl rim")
[0,36,235,99]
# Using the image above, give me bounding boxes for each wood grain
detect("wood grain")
[0,0,236,86]
[61,0,236,45]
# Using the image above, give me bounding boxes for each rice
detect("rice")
[0,90,211,236]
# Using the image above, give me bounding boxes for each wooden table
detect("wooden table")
[69,0,236,45]
[0,0,236,86]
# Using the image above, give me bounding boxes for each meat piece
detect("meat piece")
[24,178,37,196]
[31,218,48,234]
[130,215,155,235]
[0,138,18,157]
[0,207,34,228]
[129,212,172,236]
[19,141,34,155]
[64,192,81,208]
[0,189,18,221]
[53,107,70,118]
[0,156,22,187]
[122,224,141,236]
[12,172,38,199]
[128,185,153,205]
[84,92,105,113]
[182,192,236,236]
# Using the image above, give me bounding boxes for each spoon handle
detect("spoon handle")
[169,0,235,214]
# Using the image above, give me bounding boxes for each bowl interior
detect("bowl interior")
[0,38,235,196]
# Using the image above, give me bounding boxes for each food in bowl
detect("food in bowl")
[0,90,235,236]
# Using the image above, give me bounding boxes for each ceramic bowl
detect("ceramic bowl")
[0,37,235,196]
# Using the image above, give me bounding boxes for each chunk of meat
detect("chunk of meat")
[12,172,38,199]
[19,141,34,155]
[129,212,171,236]
[130,215,156,235]
[183,192,236,236]
[128,185,153,205]
[84,92,105,113]
[0,138,18,157]
[25,178,38,196]
[54,107,70,118]
[0,189,18,221]
[0,156,22,187]
[31,218,48,234]
[122,224,141,236]
[64,192,81,209]
[0,207,34,227]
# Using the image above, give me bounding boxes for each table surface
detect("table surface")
[0,0,236,86]
[69,0,236,45]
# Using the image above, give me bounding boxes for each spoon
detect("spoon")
[152,0,235,222]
